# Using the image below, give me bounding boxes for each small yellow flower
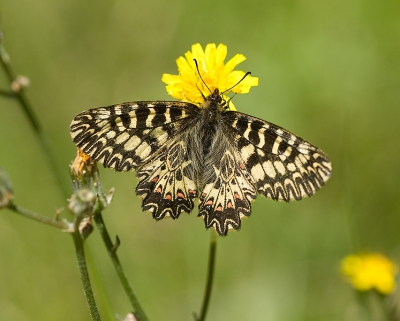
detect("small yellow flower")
[161,43,259,110]
[341,253,398,295]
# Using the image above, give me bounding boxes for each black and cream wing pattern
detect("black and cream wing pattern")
[70,90,331,235]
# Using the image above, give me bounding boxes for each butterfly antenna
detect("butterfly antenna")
[224,93,237,110]
[193,59,212,95]
[196,83,207,101]
[221,71,252,95]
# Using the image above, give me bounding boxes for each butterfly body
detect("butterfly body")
[70,89,331,235]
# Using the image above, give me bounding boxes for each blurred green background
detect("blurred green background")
[1,1,399,320]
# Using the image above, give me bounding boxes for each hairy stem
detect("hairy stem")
[94,213,149,321]
[0,27,103,319]
[1,26,146,320]
[72,230,102,321]
[0,32,69,197]
[6,202,101,320]
[7,203,69,230]
[196,232,218,321]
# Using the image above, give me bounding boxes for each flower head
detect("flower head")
[341,253,398,295]
[162,43,258,110]
[71,148,93,176]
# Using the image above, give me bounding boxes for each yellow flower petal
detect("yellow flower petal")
[341,253,398,295]
[161,43,259,106]
[204,43,217,70]
[224,54,246,75]
[161,74,179,85]
[215,44,228,66]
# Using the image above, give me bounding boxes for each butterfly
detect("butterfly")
[70,89,331,235]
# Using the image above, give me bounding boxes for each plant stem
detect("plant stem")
[356,291,372,321]
[0,33,69,198]
[0,27,103,319]
[72,230,102,321]
[196,232,218,321]
[94,213,149,321]
[376,291,399,321]
[6,202,101,321]
[7,203,69,230]
[1,26,145,320]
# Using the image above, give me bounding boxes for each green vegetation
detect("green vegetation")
[1,1,399,320]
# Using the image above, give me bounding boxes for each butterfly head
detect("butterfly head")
[208,89,223,104]
[205,88,230,112]
[204,71,253,111]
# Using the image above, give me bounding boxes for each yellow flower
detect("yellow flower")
[161,43,259,110]
[341,253,398,295]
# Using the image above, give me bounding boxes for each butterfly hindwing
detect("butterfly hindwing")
[198,147,257,236]
[70,101,199,171]
[222,111,332,201]
[136,140,198,219]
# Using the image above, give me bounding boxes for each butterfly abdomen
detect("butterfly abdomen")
[184,97,230,187]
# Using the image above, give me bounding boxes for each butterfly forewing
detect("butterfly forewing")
[70,101,199,171]
[221,111,332,201]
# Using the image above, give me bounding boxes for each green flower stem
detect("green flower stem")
[0,28,103,319]
[6,202,101,321]
[355,291,372,321]
[0,31,69,198]
[196,232,218,321]
[93,212,149,321]
[376,292,398,321]
[1,26,145,320]
[7,203,69,230]
[0,88,15,97]
[71,228,102,321]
